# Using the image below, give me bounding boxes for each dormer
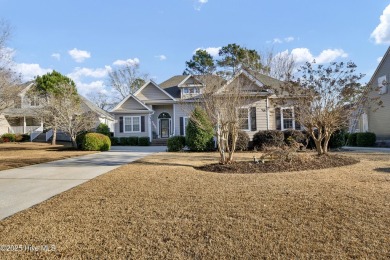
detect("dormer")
[177,75,204,99]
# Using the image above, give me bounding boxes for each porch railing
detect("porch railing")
[30,126,44,141]
[45,129,54,141]
[8,125,41,134]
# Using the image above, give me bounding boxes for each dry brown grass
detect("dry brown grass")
[0,151,389,259]
[0,142,96,171]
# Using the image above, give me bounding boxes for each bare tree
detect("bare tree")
[87,91,115,111]
[40,84,98,148]
[0,19,20,112]
[108,63,148,100]
[261,49,296,81]
[280,61,372,155]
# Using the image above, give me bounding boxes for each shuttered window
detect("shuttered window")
[124,116,141,133]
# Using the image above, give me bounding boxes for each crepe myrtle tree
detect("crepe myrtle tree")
[280,61,373,155]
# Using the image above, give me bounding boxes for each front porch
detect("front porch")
[6,116,43,135]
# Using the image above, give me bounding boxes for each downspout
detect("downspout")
[266,97,269,130]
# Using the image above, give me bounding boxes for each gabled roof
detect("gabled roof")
[368,46,390,86]
[133,80,176,101]
[216,70,272,95]
[79,95,114,120]
[111,92,153,112]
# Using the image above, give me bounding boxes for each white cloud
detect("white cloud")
[76,80,106,96]
[155,55,167,61]
[268,36,295,44]
[377,56,383,63]
[113,58,140,66]
[194,0,208,11]
[51,53,61,61]
[195,47,221,57]
[14,63,52,81]
[273,38,283,44]
[68,48,91,63]
[67,66,112,82]
[284,36,294,42]
[289,48,348,64]
[371,4,390,44]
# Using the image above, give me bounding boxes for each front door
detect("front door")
[160,119,170,138]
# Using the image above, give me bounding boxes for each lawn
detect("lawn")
[0,151,389,259]
[0,142,96,171]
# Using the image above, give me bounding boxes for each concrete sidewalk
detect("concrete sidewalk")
[0,146,166,220]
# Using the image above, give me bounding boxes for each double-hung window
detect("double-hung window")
[124,116,141,133]
[239,108,250,130]
[281,107,295,130]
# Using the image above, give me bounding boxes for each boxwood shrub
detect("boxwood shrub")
[1,133,16,142]
[229,131,250,151]
[252,130,284,150]
[283,130,307,145]
[96,123,110,136]
[347,133,358,146]
[356,132,376,147]
[138,137,150,146]
[82,133,111,151]
[167,136,186,152]
[110,137,119,146]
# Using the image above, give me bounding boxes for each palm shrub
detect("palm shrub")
[167,136,186,152]
[82,133,111,151]
[186,107,214,151]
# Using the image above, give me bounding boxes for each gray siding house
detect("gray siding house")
[110,70,302,143]
[365,47,390,141]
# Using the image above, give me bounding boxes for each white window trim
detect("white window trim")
[280,107,295,131]
[183,117,189,136]
[123,116,141,133]
[239,107,250,131]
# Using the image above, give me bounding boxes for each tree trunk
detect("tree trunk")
[322,134,331,154]
[71,136,77,148]
[314,139,323,155]
[51,127,57,145]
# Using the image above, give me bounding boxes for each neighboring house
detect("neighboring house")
[0,82,114,141]
[363,46,390,142]
[110,70,301,144]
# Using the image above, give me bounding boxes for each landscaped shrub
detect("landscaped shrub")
[119,137,139,145]
[15,134,30,142]
[82,133,111,151]
[110,137,119,145]
[76,131,89,148]
[283,130,307,146]
[328,129,346,149]
[347,133,358,146]
[96,123,110,136]
[252,130,284,150]
[138,137,150,146]
[229,131,250,151]
[167,136,186,152]
[356,132,376,147]
[1,133,16,142]
[186,107,214,151]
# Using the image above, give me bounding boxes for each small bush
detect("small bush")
[229,131,250,151]
[76,131,89,148]
[356,132,376,147]
[110,137,119,146]
[96,123,110,136]
[138,137,150,146]
[167,136,186,152]
[119,137,139,146]
[253,130,284,150]
[15,134,30,142]
[283,130,307,146]
[82,133,111,151]
[186,107,214,152]
[1,133,16,142]
[328,129,346,149]
[347,133,358,146]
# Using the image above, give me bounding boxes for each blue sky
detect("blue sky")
[1,0,390,96]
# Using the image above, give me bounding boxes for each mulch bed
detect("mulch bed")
[197,154,359,173]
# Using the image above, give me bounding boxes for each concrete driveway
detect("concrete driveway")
[342,146,390,153]
[0,146,166,220]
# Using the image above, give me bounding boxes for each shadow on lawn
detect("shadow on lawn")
[132,161,196,168]
[374,167,390,173]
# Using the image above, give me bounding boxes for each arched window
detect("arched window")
[158,112,171,119]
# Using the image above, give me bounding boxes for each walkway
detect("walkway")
[0,146,166,220]
[342,146,390,153]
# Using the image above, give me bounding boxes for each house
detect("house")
[110,70,301,144]
[363,46,390,143]
[0,82,114,141]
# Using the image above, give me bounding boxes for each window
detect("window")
[30,96,39,106]
[239,108,249,130]
[183,87,199,94]
[378,75,387,95]
[124,116,141,133]
[183,117,189,135]
[281,107,295,130]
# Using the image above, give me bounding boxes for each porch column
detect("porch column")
[172,104,176,136]
[40,118,44,128]
[148,115,152,141]
[266,97,270,130]
[23,116,26,134]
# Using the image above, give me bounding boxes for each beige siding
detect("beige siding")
[136,83,172,101]
[119,96,148,110]
[113,114,149,138]
[174,103,193,136]
[367,55,390,140]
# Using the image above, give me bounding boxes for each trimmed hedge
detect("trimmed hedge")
[328,129,346,149]
[229,131,250,151]
[167,136,186,152]
[96,123,110,136]
[356,132,376,147]
[82,133,111,151]
[138,137,150,146]
[110,137,120,145]
[253,130,284,150]
[347,133,358,146]
[119,137,139,146]
[1,133,16,142]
